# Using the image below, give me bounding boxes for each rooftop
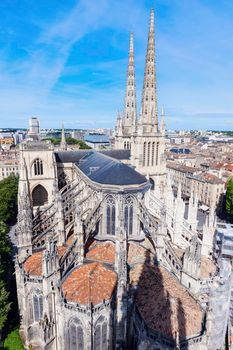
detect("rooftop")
[76,151,147,186]
[62,262,117,305]
[130,263,203,339]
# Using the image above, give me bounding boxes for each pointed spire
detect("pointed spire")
[123,32,137,131]
[141,9,158,130]
[160,106,165,134]
[60,123,67,151]
[149,7,155,33]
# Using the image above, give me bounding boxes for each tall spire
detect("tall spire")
[141,9,158,130]
[60,123,67,151]
[123,32,137,131]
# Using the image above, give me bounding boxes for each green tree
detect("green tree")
[44,137,91,149]
[0,175,18,223]
[226,179,233,215]
[0,281,11,333]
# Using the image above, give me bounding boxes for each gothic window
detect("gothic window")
[147,142,151,166]
[156,142,159,166]
[32,184,48,206]
[33,293,43,321]
[69,318,84,350]
[58,171,70,190]
[152,142,155,166]
[143,142,146,166]
[124,196,133,235]
[124,142,127,150]
[94,316,108,350]
[106,196,116,235]
[33,158,43,176]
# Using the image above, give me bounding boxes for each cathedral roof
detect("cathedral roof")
[76,151,147,186]
[55,149,130,163]
[86,241,115,264]
[61,262,117,305]
[23,245,70,276]
[130,263,204,339]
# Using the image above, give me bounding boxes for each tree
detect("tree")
[226,179,233,215]
[44,137,91,149]
[0,175,18,223]
[0,281,11,334]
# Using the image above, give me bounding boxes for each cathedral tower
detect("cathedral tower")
[130,9,166,191]
[115,32,137,150]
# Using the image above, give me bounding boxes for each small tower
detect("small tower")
[60,123,67,151]
[17,183,33,262]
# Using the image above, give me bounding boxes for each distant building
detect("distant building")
[84,133,110,150]
[27,117,40,140]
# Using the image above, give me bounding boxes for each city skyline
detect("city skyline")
[0,0,233,129]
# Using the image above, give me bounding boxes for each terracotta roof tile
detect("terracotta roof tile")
[62,262,117,305]
[86,241,115,264]
[23,251,43,276]
[130,263,203,339]
[23,244,71,276]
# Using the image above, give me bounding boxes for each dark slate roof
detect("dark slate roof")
[76,152,147,186]
[55,149,130,163]
[100,149,131,160]
[55,150,90,163]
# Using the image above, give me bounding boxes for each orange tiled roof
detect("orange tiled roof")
[86,241,115,264]
[130,263,203,339]
[62,262,117,305]
[23,244,70,276]
[23,251,43,276]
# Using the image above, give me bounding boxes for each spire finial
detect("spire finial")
[149,8,155,33]
[129,32,134,54]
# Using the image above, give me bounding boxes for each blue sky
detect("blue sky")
[0,0,233,130]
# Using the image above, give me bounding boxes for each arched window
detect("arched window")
[152,142,155,166]
[33,293,43,321]
[106,196,116,235]
[147,142,151,166]
[33,158,43,176]
[156,142,159,166]
[143,142,146,166]
[32,184,48,206]
[69,318,84,350]
[94,316,108,350]
[124,196,133,235]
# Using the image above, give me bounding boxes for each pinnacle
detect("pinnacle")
[149,8,155,33]
[129,32,134,55]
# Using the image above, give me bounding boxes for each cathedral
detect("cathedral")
[15,9,232,350]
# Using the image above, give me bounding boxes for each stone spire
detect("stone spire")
[141,9,158,130]
[60,123,67,151]
[123,32,137,131]
[160,106,165,134]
